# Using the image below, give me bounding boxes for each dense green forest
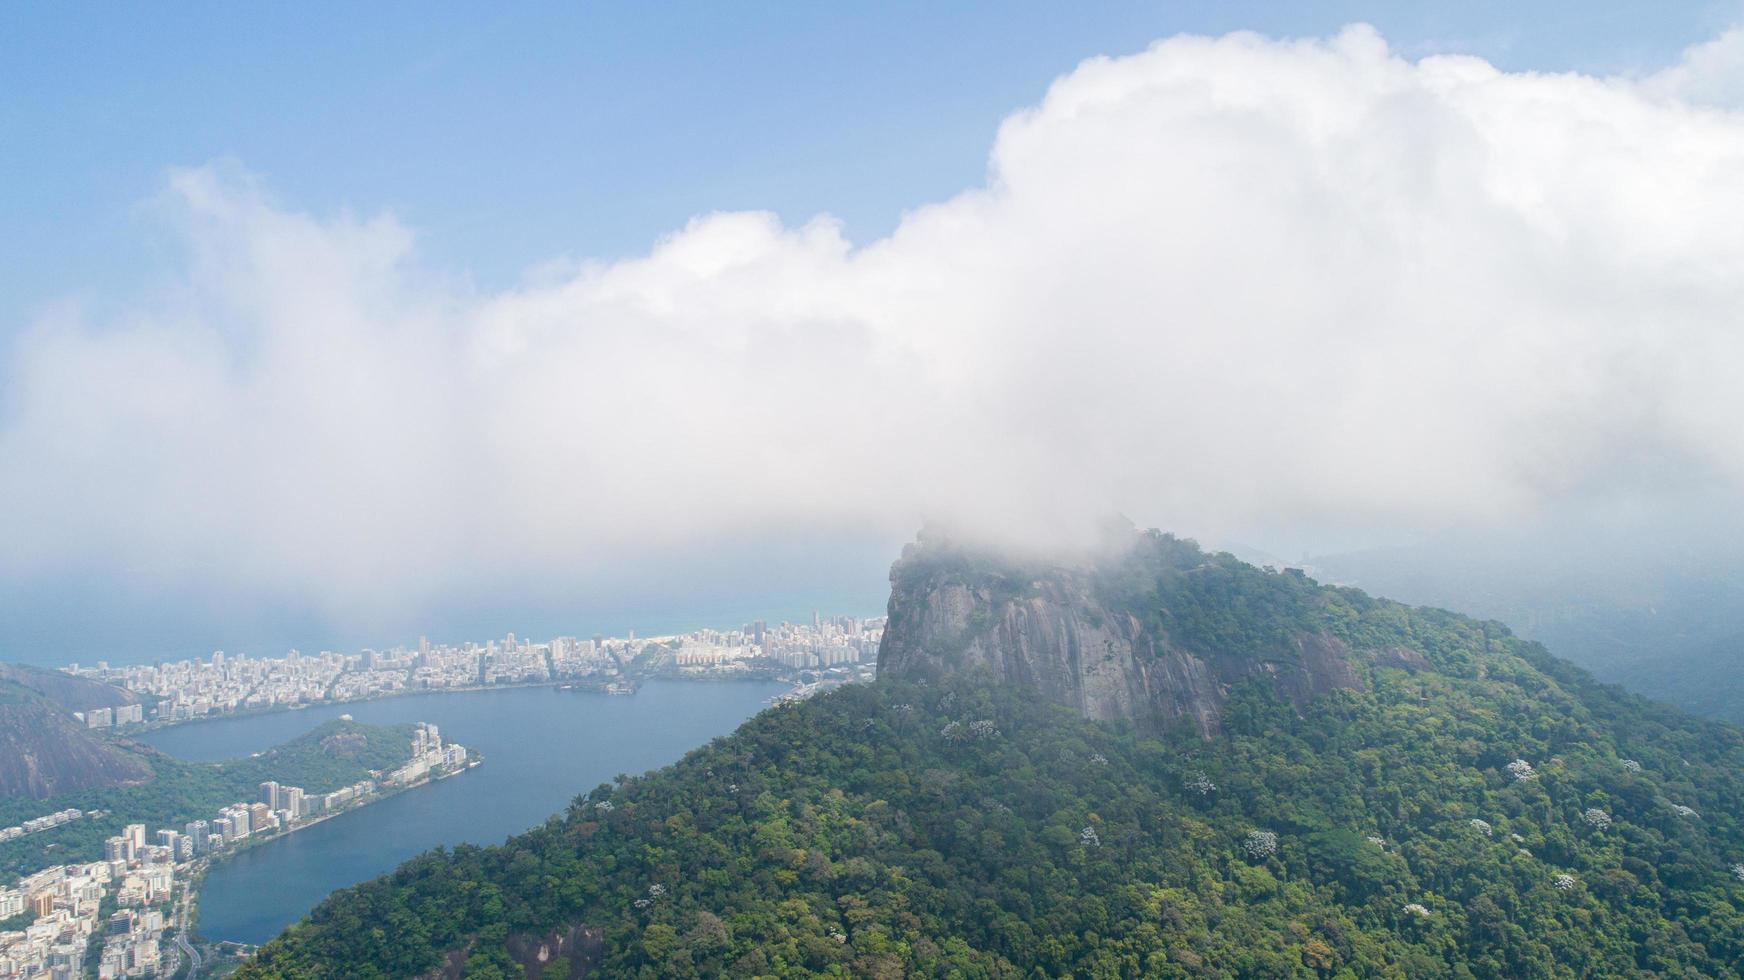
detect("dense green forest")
[1310,526,1744,725]
[238,585,1744,978]
[0,719,416,878]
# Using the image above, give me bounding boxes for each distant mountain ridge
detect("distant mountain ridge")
[1309,529,1744,724]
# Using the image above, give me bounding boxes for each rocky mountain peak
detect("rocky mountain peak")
[876,525,1426,735]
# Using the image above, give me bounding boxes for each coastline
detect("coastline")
[182,755,482,952]
[125,679,574,737]
[122,668,825,740]
[148,681,791,958]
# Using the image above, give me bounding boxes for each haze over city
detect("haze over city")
[5,2,1744,662]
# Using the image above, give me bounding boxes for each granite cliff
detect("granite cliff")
[877,525,1431,735]
[0,665,151,801]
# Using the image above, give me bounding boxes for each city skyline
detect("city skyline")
[69,611,885,726]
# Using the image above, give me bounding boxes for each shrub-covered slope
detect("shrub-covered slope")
[239,538,1744,979]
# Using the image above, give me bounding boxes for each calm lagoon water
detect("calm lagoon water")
[136,681,784,944]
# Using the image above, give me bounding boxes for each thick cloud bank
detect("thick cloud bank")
[5,25,1744,616]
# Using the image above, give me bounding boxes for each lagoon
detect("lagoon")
[136,680,784,944]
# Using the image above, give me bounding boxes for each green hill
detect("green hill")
[238,531,1744,978]
[0,718,419,878]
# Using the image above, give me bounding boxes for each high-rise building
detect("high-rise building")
[260,781,281,809]
[123,824,145,857]
[285,786,305,818]
[222,805,251,839]
[185,820,209,853]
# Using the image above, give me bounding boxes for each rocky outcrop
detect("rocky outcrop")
[877,529,1409,736]
[0,686,153,800]
[421,924,602,980]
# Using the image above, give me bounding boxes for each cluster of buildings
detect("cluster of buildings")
[1,724,470,978]
[64,614,885,722]
[381,723,469,787]
[0,810,85,845]
[0,825,180,979]
[180,774,373,858]
[71,704,144,730]
[749,614,882,671]
[667,615,883,672]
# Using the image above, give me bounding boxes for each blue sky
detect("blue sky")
[3,1,1737,335]
[4,1,1744,664]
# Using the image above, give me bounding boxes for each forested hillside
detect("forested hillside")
[1310,523,1744,725]
[239,538,1744,979]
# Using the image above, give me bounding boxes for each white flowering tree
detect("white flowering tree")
[1553,874,1576,891]
[1582,808,1612,830]
[1243,830,1278,859]
[1505,759,1537,781]
[1469,818,1493,838]
[1620,759,1643,773]
[1183,771,1216,796]
[1402,903,1431,918]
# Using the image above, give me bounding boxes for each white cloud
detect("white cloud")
[5,24,1744,618]
[1644,27,1744,107]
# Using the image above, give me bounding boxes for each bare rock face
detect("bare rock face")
[877,527,1399,736]
[0,692,153,800]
